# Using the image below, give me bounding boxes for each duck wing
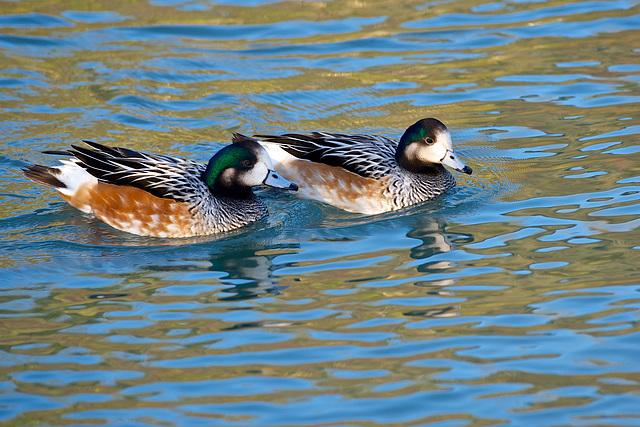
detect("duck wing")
[255,132,398,180]
[67,140,208,203]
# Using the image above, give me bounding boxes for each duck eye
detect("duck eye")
[425,137,435,145]
[241,160,254,168]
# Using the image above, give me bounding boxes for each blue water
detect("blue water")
[2,0,640,425]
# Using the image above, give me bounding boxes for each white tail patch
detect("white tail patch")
[55,161,97,198]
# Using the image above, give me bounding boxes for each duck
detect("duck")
[22,135,297,238]
[253,118,472,214]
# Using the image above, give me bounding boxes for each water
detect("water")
[1,0,640,425]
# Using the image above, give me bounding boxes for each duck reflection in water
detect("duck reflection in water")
[210,245,298,301]
[405,217,474,318]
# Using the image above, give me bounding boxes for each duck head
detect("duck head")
[204,137,298,197]
[396,118,472,175]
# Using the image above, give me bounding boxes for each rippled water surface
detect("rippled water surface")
[2,0,640,425]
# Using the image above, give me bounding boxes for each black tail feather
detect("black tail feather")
[82,140,147,160]
[42,150,72,156]
[70,144,122,178]
[22,165,66,188]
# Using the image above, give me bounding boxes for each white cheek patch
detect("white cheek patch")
[427,144,448,164]
[407,129,456,165]
[240,161,269,187]
[407,140,447,165]
[403,143,420,163]
[219,168,236,187]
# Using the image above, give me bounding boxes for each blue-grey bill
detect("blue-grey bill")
[441,150,473,175]
[263,170,298,190]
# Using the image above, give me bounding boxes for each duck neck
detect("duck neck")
[395,152,442,175]
[211,184,254,199]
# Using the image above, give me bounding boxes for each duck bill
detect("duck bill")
[441,150,473,175]
[263,170,298,191]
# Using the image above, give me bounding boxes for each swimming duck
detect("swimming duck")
[254,118,472,214]
[22,135,297,237]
